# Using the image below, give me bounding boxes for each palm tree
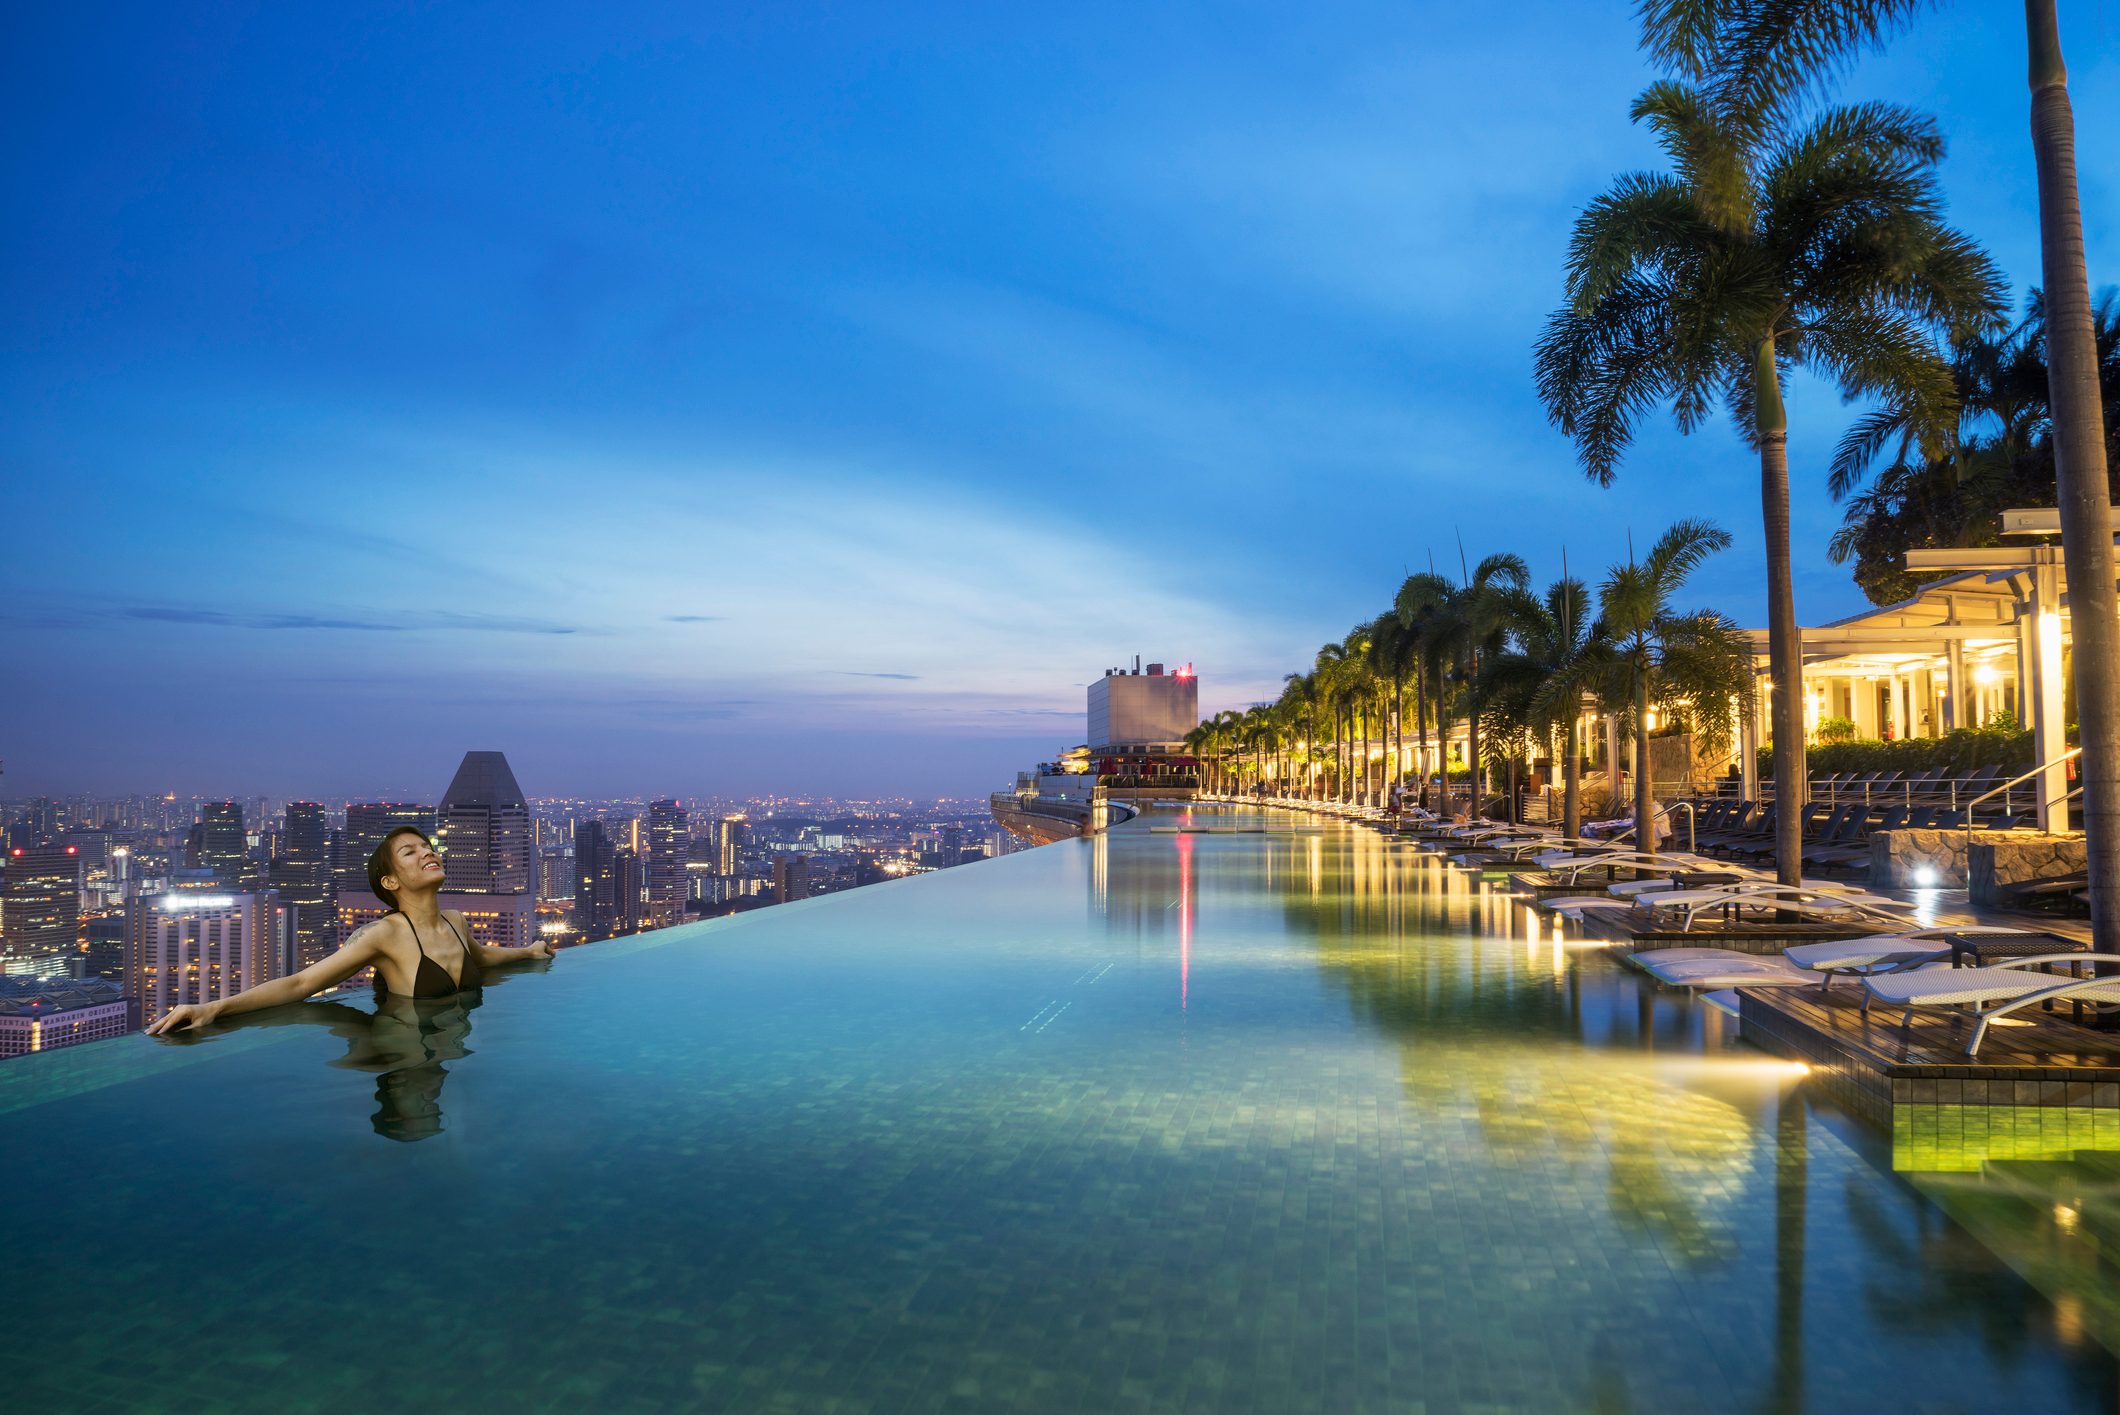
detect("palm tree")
[1484,576,1609,839]
[1278,673,1320,802]
[1536,75,2004,883]
[1598,520,1754,856]
[1636,0,2120,942]
[1367,613,1421,808]
[1455,555,1531,819]
[1394,572,1459,811]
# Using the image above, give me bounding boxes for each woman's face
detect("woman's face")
[383,834,445,898]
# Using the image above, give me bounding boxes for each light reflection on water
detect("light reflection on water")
[0,803,2115,1411]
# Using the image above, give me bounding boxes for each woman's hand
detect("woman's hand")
[146,1002,221,1036]
[528,940,555,960]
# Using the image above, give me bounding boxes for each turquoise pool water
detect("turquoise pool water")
[5,807,2117,1412]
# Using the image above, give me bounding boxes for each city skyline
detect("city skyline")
[5,3,2116,797]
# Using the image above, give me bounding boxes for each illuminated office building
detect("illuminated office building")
[271,801,335,970]
[773,856,811,906]
[646,800,688,926]
[338,803,435,895]
[195,801,256,889]
[437,752,533,895]
[2,845,83,977]
[715,816,747,876]
[128,891,291,1029]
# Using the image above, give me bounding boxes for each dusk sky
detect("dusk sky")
[5,2,2116,800]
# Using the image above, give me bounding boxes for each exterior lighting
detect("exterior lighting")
[1973,662,2001,687]
[161,895,237,910]
[1912,865,1939,887]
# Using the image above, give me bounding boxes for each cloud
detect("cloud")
[663,614,725,624]
[833,671,920,681]
[115,604,579,635]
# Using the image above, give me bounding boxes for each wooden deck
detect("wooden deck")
[1737,983,2120,1121]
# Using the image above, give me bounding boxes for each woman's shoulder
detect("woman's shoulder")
[350,913,409,949]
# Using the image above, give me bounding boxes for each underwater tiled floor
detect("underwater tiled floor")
[5,809,2117,1412]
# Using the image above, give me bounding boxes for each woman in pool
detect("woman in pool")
[145,825,553,1034]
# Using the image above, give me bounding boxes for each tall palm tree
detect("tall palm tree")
[1394,572,1459,811]
[1536,77,2004,883]
[1638,0,2120,940]
[1279,673,1320,802]
[1455,555,1531,819]
[1598,520,1754,856]
[1368,613,1421,808]
[1485,576,1610,839]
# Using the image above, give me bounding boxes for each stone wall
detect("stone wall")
[1869,828,1969,888]
[1967,830,2088,906]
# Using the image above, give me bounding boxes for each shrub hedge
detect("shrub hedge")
[1756,726,2034,778]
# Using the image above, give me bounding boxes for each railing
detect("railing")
[1960,747,2083,855]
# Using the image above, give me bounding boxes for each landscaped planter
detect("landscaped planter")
[1869,828,1968,888]
[1967,830,2088,906]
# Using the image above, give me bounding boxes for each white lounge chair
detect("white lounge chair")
[1638,883,1915,933]
[1860,954,2120,1056]
[1629,947,1815,990]
[1783,927,2037,990]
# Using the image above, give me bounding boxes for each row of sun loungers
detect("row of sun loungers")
[1251,794,2112,1062]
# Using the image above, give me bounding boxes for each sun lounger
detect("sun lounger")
[1778,927,2044,988]
[1860,954,2120,1056]
[1637,882,1915,933]
[1629,947,1815,990]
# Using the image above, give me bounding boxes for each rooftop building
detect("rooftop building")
[0,976,130,1058]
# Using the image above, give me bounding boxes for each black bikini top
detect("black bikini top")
[381,910,480,998]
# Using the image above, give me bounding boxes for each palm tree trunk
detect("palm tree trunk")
[2028,0,2120,949]
[1467,674,1484,820]
[1564,707,1582,839]
[1413,662,1430,811]
[1635,657,1655,859]
[1758,338,1807,886]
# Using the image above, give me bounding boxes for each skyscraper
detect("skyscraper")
[271,802,335,970]
[573,820,619,942]
[436,751,533,894]
[773,855,811,906]
[612,848,645,934]
[646,799,688,926]
[1,845,82,976]
[196,801,254,888]
[715,816,746,876]
[339,803,436,896]
[128,891,290,1029]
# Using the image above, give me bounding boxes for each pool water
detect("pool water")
[5,807,2117,1412]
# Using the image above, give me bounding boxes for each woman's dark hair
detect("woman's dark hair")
[367,826,436,908]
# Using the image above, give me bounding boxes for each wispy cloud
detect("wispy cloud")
[664,614,725,624]
[833,670,920,681]
[115,604,580,635]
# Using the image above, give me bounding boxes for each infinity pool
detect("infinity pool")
[5,807,2116,1411]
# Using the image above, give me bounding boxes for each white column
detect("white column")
[1739,682,1760,801]
[1945,642,1965,731]
[1606,713,1623,814]
[2031,552,2069,832]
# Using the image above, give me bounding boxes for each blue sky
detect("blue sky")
[4,2,2115,799]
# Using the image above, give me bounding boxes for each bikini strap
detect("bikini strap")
[440,912,476,968]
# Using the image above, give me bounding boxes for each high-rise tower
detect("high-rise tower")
[271,802,335,970]
[646,799,688,926]
[196,802,255,889]
[436,752,533,895]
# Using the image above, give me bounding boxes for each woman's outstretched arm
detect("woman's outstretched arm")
[145,927,387,1035]
[456,914,555,966]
